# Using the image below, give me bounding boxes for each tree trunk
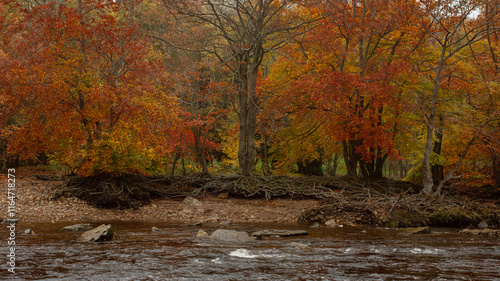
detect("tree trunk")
[192,127,209,174]
[237,49,260,176]
[0,138,6,173]
[342,139,359,178]
[493,155,500,189]
[431,127,444,185]
[422,54,446,195]
[434,136,475,196]
[171,151,180,176]
[326,152,340,177]
[237,53,250,176]
[262,133,271,176]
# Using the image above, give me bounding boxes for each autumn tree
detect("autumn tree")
[6,0,179,175]
[0,0,24,171]
[160,0,319,176]
[413,0,500,195]
[267,0,415,178]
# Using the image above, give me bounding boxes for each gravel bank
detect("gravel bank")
[1,169,319,223]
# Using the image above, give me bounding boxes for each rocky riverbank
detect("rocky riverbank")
[2,167,500,229]
[0,168,319,223]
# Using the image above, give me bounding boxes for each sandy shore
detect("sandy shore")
[1,168,320,224]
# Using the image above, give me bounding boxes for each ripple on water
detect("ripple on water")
[2,222,500,280]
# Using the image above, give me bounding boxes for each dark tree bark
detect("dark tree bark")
[431,127,444,186]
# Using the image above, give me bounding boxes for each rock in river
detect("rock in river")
[209,229,252,242]
[460,229,499,237]
[77,224,114,242]
[251,229,309,239]
[61,224,95,232]
[400,226,431,235]
[196,230,209,238]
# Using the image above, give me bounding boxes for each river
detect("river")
[1,221,499,280]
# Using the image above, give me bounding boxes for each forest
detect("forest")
[1,0,499,202]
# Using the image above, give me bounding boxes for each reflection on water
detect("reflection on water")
[1,221,499,280]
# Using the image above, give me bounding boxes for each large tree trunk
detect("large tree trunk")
[342,139,360,178]
[237,48,261,176]
[422,55,446,196]
[237,55,251,176]
[359,148,388,178]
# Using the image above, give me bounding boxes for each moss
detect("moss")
[427,207,481,228]
[388,210,429,227]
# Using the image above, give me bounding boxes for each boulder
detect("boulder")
[460,229,499,237]
[309,223,321,229]
[478,221,488,229]
[61,224,95,232]
[203,214,220,224]
[209,229,252,242]
[151,227,160,232]
[183,196,202,206]
[77,224,114,242]
[24,229,33,235]
[196,230,209,238]
[400,226,431,235]
[251,229,309,239]
[325,219,338,227]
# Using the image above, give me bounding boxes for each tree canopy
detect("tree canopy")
[1,0,499,193]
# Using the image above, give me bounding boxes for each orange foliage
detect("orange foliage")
[4,0,180,175]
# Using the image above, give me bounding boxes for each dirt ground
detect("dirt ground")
[1,167,320,224]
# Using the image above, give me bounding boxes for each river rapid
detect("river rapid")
[1,221,499,280]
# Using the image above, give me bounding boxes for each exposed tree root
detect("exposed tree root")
[299,179,500,228]
[53,173,500,228]
[54,174,354,209]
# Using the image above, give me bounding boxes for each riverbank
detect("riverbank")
[2,167,500,228]
[0,167,319,223]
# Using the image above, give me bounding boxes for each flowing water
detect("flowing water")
[1,221,499,280]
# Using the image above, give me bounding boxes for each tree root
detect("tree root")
[54,174,351,209]
[299,179,500,228]
[53,173,500,227]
